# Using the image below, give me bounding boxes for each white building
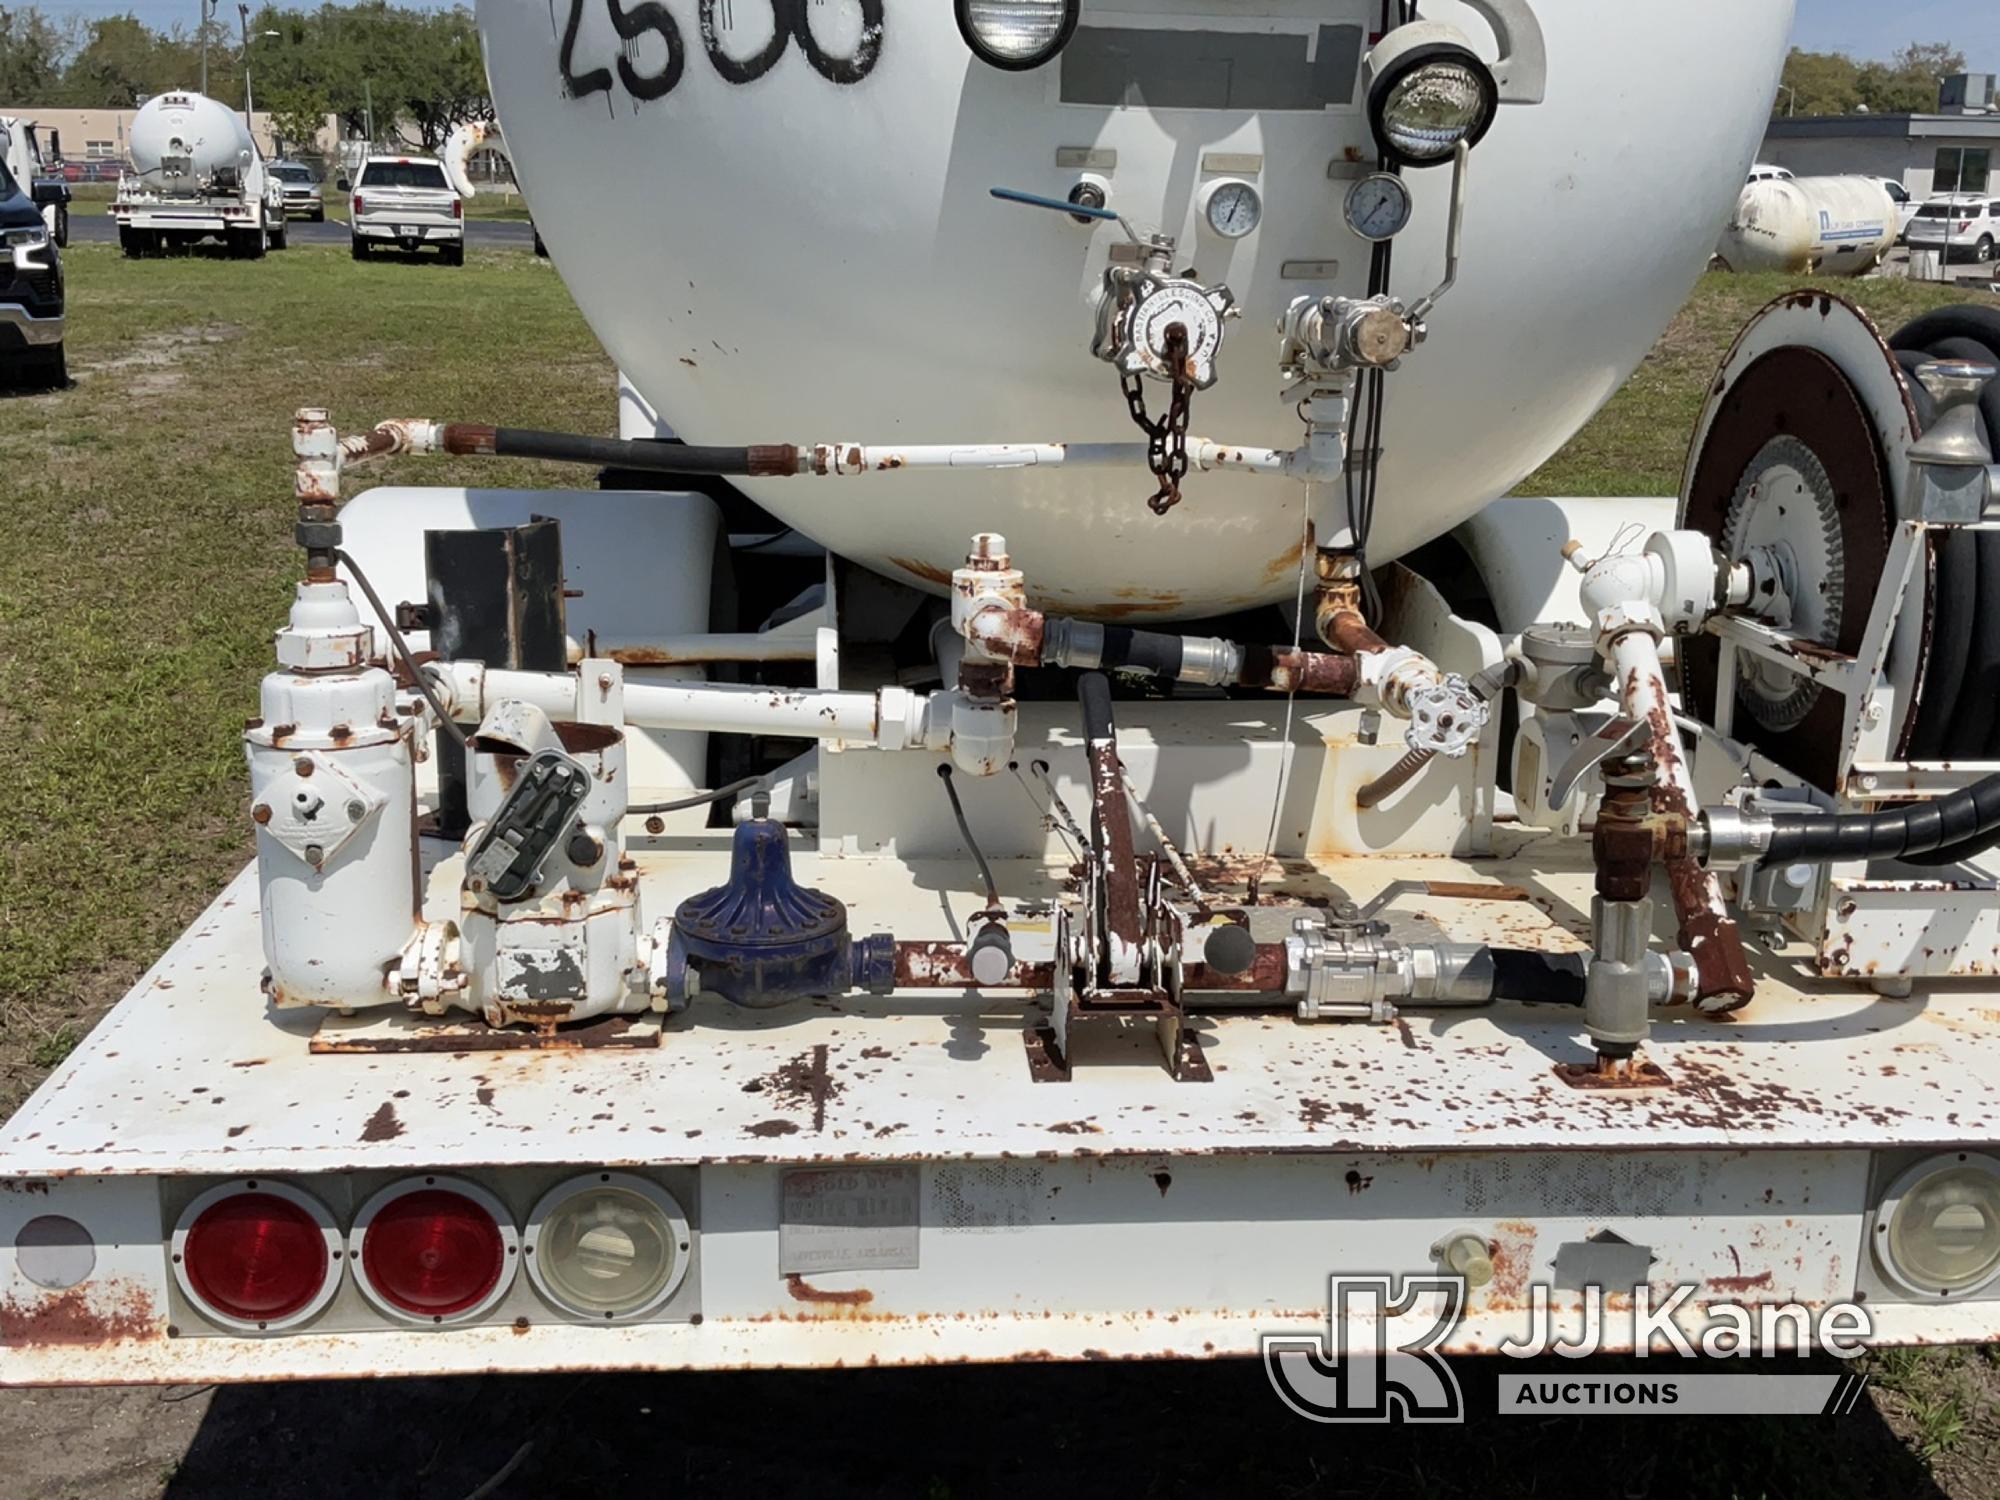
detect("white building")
[1761,74,1999,200]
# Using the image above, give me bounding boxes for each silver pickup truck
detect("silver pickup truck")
[346,154,464,265]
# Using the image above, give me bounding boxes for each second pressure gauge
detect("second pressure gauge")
[1202,179,1263,239]
[1344,172,1414,242]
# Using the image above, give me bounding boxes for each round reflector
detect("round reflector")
[525,1173,691,1322]
[172,1181,340,1332]
[1877,1153,2000,1298]
[351,1177,516,1325]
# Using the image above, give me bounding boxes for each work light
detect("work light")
[956,0,1080,72]
[1366,23,1501,169]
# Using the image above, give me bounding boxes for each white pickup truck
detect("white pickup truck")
[346,154,465,265]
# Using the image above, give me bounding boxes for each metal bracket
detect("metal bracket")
[1549,716,1647,811]
[253,753,386,870]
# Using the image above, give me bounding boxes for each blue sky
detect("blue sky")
[22,0,2000,68]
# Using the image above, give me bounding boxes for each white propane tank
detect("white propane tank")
[128,91,256,186]
[478,0,1794,620]
[1718,176,1899,277]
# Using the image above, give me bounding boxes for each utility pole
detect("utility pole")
[199,0,216,94]
[363,78,375,147]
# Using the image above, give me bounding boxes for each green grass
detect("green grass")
[0,241,605,1109]
[1524,270,1998,497]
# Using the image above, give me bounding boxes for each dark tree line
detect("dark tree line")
[0,3,488,151]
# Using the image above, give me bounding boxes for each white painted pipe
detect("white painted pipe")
[564,633,818,666]
[795,439,1296,477]
[437,662,937,750]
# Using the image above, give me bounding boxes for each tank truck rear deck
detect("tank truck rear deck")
[16,0,2000,1393]
[9,730,1999,1381]
[8,480,2000,1381]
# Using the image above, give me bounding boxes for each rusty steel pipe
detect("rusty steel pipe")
[1079,673,1146,983]
[1607,628,1755,1013]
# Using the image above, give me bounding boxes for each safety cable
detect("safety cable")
[334,548,470,749]
[629,775,768,817]
[938,764,1001,910]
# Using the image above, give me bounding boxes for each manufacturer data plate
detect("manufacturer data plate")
[780,1166,921,1274]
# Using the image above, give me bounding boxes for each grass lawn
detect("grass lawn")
[1,245,1999,1494]
[0,242,605,1111]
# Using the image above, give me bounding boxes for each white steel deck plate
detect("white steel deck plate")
[2,832,1996,1181]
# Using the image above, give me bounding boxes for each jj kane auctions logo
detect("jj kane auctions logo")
[1262,1276,1872,1423]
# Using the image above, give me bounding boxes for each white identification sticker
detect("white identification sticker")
[780,1166,921,1273]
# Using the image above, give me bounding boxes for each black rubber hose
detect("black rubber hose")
[1763,307,2000,867]
[489,428,766,476]
[1488,949,1587,1006]
[1763,772,2000,864]
[1095,626,1184,680]
[1892,315,2000,864]
[1078,671,1115,744]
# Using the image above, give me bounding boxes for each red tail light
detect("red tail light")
[353,1179,515,1323]
[352,194,364,216]
[452,198,463,220]
[173,1183,338,1331]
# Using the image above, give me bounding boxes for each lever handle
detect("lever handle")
[989,185,1119,222]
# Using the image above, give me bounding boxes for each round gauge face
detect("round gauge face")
[1204,180,1263,239]
[1345,173,1414,242]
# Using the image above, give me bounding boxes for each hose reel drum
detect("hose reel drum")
[1679,294,1928,795]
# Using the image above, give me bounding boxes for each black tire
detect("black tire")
[270,222,288,251]
[350,235,368,261]
[119,224,140,259]
[52,204,67,249]
[312,208,325,222]
[1979,235,1997,265]
[443,242,465,267]
[23,342,66,391]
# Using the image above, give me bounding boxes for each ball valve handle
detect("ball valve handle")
[988,185,1139,242]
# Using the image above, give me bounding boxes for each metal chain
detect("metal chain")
[1120,322,1196,515]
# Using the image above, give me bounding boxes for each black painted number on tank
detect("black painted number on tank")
[560,0,884,102]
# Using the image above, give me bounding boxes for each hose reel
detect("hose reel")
[1679,294,2000,864]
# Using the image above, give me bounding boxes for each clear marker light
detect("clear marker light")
[527,1175,689,1321]
[1885,1160,2000,1295]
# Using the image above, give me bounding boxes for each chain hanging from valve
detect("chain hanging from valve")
[1121,322,1195,515]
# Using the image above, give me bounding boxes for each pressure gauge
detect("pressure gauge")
[1202,179,1263,240]
[1344,172,1414,242]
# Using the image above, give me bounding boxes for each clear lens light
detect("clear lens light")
[963,0,1070,61]
[539,1187,677,1316]
[1889,1166,2000,1292]
[1380,60,1491,162]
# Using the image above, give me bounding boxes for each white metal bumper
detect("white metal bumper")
[0,305,61,347]
[355,219,463,242]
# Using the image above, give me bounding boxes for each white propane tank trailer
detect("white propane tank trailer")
[12,0,2000,1386]
[1717,174,1900,277]
[112,91,288,258]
